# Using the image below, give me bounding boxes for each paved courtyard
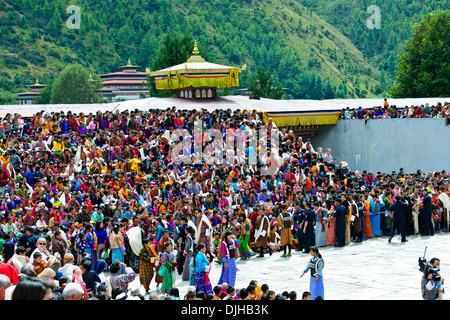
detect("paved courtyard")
[126,232,450,300]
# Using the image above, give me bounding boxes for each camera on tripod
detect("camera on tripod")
[418,247,441,282]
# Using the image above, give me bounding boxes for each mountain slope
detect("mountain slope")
[297,0,447,90]
[1,0,385,100]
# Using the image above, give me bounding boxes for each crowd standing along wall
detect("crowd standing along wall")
[310,118,450,174]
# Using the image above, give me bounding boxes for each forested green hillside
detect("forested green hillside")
[298,0,447,91]
[0,0,444,102]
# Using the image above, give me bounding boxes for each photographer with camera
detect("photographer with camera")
[420,256,444,300]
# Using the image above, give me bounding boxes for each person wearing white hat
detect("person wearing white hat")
[62,282,85,300]
[0,274,11,301]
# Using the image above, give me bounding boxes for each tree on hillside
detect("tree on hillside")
[323,79,336,99]
[148,32,196,97]
[51,63,102,104]
[0,91,19,105]
[389,9,449,98]
[247,66,286,99]
[46,7,63,37]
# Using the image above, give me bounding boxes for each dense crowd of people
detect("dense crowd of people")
[341,100,450,120]
[0,104,449,301]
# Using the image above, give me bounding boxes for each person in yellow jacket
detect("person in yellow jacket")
[43,116,52,133]
[0,139,8,152]
[53,136,64,158]
[118,182,131,201]
[84,135,96,150]
[345,198,352,245]
[115,159,126,171]
[128,155,142,171]
[0,152,9,167]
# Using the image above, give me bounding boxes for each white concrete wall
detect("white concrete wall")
[311,118,450,174]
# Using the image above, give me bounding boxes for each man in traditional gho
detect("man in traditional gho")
[255,208,271,257]
[278,204,293,257]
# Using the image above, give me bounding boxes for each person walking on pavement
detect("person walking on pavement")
[300,246,325,300]
[388,195,408,243]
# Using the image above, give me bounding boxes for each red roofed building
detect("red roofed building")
[15,79,45,105]
[98,59,149,101]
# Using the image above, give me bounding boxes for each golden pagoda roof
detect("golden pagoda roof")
[147,41,246,77]
[30,78,45,88]
[120,58,140,69]
[186,40,205,63]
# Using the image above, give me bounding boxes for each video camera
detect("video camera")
[419,246,441,282]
